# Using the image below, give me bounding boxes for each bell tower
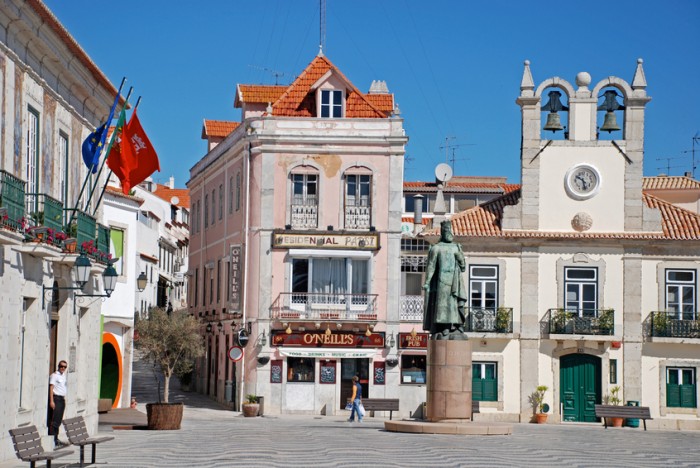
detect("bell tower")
[507,59,653,233]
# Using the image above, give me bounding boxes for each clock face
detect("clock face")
[565,164,601,200]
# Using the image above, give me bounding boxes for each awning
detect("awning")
[278,347,378,359]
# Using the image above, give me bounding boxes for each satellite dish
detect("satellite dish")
[170,196,180,205]
[435,163,453,183]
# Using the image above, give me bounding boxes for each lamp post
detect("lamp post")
[136,272,148,292]
[42,254,120,309]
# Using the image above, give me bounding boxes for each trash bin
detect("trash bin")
[626,400,639,427]
[257,396,264,417]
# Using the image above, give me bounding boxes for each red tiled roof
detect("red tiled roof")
[153,184,190,209]
[643,176,700,190]
[202,120,239,139]
[422,189,700,241]
[105,186,144,204]
[235,85,287,106]
[401,217,430,225]
[364,94,394,113]
[403,180,517,194]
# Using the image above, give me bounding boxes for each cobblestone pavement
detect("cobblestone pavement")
[3,353,700,468]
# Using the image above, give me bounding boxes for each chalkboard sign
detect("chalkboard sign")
[374,361,386,385]
[320,360,336,384]
[270,360,283,384]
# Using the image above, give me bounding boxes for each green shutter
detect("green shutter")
[472,378,483,401]
[483,380,497,401]
[667,384,681,407]
[680,385,697,408]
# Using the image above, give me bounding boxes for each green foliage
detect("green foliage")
[136,307,204,403]
[245,394,260,404]
[606,385,622,405]
[598,308,614,333]
[64,222,78,238]
[528,385,549,413]
[552,309,572,332]
[652,312,668,336]
[495,307,511,332]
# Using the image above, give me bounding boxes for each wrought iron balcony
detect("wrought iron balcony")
[96,223,110,253]
[545,308,614,335]
[271,292,378,321]
[291,196,318,229]
[650,311,700,338]
[344,204,371,229]
[466,307,513,333]
[25,193,63,231]
[400,295,424,321]
[76,211,96,246]
[0,170,26,231]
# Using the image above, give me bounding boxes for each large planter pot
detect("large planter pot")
[608,416,624,427]
[242,403,260,417]
[535,413,548,424]
[146,402,184,430]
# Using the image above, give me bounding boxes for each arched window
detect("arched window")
[344,168,372,229]
[290,169,318,229]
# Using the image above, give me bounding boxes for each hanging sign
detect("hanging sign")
[272,331,385,348]
[228,346,243,362]
[229,245,242,313]
[398,332,429,349]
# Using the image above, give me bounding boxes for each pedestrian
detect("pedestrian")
[48,360,68,448]
[130,397,138,409]
[347,376,363,423]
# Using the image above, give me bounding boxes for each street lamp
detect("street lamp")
[217,321,223,334]
[206,322,213,334]
[42,254,119,308]
[136,272,148,292]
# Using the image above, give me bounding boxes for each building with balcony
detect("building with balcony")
[408,60,699,428]
[0,1,122,462]
[188,52,407,413]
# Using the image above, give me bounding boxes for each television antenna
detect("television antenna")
[656,155,685,175]
[438,136,474,171]
[319,0,326,54]
[247,65,287,85]
[680,132,700,178]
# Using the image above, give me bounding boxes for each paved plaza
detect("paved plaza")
[3,356,700,468]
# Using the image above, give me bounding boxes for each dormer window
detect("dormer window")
[320,90,343,118]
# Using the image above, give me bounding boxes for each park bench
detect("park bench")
[63,416,115,467]
[8,425,73,468]
[362,398,400,420]
[594,404,653,431]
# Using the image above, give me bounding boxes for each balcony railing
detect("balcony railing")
[466,307,513,333]
[650,311,700,338]
[291,197,318,229]
[76,211,96,246]
[271,292,378,321]
[0,170,26,230]
[344,204,371,229]
[400,295,424,321]
[25,193,63,231]
[96,223,110,254]
[545,308,614,335]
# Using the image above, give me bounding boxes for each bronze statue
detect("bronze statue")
[423,221,468,339]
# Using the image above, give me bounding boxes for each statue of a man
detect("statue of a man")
[422,221,467,339]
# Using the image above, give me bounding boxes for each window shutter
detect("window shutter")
[680,384,697,408]
[483,379,497,402]
[472,378,483,401]
[667,384,681,407]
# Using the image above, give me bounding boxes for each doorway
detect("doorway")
[560,354,601,422]
[340,358,369,409]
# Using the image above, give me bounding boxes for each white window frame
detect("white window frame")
[26,107,40,200]
[58,131,69,206]
[469,265,498,310]
[665,269,696,320]
[564,267,598,317]
[320,89,343,118]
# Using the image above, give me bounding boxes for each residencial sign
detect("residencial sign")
[272,232,380,250]
[398,332,428,349]
[271,331,385,348]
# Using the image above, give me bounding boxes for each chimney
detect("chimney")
[413,194,424,235]
[169,176,175,189]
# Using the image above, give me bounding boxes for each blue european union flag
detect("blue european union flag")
[81,88,121,174]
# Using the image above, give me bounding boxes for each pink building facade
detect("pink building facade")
[188,53,409,414]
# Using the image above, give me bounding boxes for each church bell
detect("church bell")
[543,112,564,132]
[600,112,620,132]
[541,90,568,133]
[597,89,625,133]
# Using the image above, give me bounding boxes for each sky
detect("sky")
[43,0,700,189]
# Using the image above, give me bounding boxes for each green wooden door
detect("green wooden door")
[560,354,601,422]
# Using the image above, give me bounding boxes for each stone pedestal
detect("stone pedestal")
[426,340,472,421]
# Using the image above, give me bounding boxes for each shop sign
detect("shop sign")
[229,244,242,313]
[398,332,428,349]
[280,349,377,359]
[272,232,379,250]
[272,331,385,348]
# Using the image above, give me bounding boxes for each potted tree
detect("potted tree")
[242,394,260,417]
[529,385,549,423]
[135,307,204,430]
[604,385,624,427]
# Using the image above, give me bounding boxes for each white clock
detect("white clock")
[565,164,601,200]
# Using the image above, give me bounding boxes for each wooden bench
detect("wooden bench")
[8,425,73,468]
[63,416,115,467]
[594,404,653,431]
[362,398,400,420]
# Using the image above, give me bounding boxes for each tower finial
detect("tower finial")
[520,60,535,97]
[632,58,647,90]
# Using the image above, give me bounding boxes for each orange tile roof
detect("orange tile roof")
[153,184,190,209]
[235,85,287,106]
[643,176,700,190]
[364,94,394,113]
[422,189,700,241]
[404,180,516,194]
[202,120,240,139]
[105,186,144,204]
[401,216,431,225]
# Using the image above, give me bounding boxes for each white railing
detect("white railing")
[345,205,371,229]
[291,198,318,228]
[400,295,424,321]
[271,292,378,321]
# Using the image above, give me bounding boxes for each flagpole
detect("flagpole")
[67,77,126,228]
[83,87,133,213]
[91,97,142,216]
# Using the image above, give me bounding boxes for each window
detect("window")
[287,357,314,382]
[194,268,199,306]
[472,362,497,401]
[204,195,209,227]
[228,177,234,214]
[291,173,318,228]
[211,190,216,224]
[209,267,214,304]
[197,200,201,232]
[564,267,597,316]
[202,269,207,306]
[666,270,696,320]
[110,228,125,275]
[345,174,371,229]
[58,132,69,206]
[469,266,498,310]
[320,89,342,118]
[236,172,241,211]
[291,257,369,301]
[667,367,697,408]
[26,107,40,207]
[400,355,426,384]
[609,359,617,384]
[218,184,223,220]
[216,260,221,303]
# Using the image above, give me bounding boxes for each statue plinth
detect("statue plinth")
[426,340,472,421]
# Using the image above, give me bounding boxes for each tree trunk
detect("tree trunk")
[163,374,171,403]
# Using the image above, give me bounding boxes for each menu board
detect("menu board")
[320,360,336,384]
[374,361,386,385]
[270,360,283,383]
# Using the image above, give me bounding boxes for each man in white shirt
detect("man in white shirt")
[48,360,68,448]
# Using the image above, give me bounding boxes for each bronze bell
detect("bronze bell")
[600,111,620,133]
[544,112,564,132]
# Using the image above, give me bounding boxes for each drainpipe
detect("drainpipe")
[239,137,252,411]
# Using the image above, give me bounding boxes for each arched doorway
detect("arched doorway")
[560,353,601,422]
[100,334,123,408]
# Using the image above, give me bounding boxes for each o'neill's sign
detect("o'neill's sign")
[272,231,379,250]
